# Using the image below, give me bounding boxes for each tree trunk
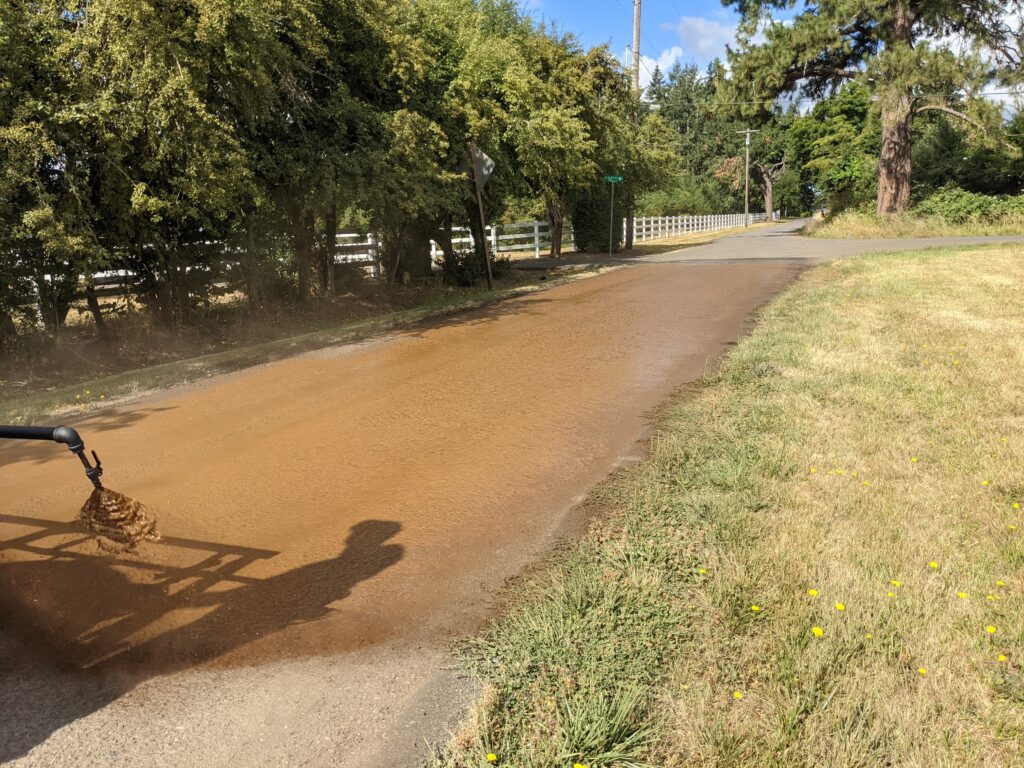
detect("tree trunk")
[876,92,914,215]
[763,178,774,219]
[437,216,454,262]
[321,202,337,295]
[290,208,316,300]
[546,199,563,257]
[625,207,634,249]
[84,280,111,343]
[244,214,261,310]
[877,3,915,216]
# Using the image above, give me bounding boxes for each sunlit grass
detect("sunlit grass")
[807,210,1024,238]
[434,244,1024,767]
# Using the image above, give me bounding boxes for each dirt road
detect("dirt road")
[2,222,1018,766]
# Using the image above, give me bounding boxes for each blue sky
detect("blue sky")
[523,0,743,87]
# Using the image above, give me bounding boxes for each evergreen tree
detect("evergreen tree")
[725,0,1022,214]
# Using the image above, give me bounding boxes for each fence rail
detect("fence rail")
[63,211,782,293]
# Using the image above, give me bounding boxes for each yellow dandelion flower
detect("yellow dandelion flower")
[887,591,896,598]
[835,603,846,612]
[810,467,817,473]
[836,469,845,475]
[890,580,901,587]
[751,605,761,612]
[807,588,818,597]
[812,626,824,637]
[997,580,1005,587]
[987,594,997,601]
[957,592,968,599]
[732,691,743,700]
[486,754,498,764]
[911,457,918,463]
[574,763,589,768]
[1010,525,1018,531]
[998,654,1007,663]
[981,480,990,487]
[987,625,997,635]
[918,667,927,676]
[1014,502,1020,510]
[928,561,939,570]
[697,568,707,575]
[862,481,870,486]
[865,633,874,639]
[852,471,859,477]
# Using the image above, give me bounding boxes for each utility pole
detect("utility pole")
[736,128,760,227]
[632,0,641,92]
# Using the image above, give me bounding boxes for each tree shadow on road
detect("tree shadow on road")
[0,518,403,763]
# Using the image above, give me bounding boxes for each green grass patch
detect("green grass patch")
[433,244,1024,767]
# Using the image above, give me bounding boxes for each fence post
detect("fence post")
[533,221,541,258]
[490,224,498,256]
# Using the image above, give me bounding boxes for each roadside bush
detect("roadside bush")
[571,186,622,253]
[913,186,1024,223]
[439,249,512,287]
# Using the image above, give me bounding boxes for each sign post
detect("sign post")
[604,175,623,257]
[468,143,496,290]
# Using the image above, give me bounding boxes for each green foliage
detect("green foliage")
[0,0,680,339]
[571,185,622,253]
[912,187,1024,222]
[725,0,1024,213]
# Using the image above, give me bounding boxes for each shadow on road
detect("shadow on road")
[0,518,403,763]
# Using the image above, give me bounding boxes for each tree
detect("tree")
[726,0,1023,214]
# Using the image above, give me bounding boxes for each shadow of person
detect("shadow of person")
[105,519,404,673]
[0,520,403,762]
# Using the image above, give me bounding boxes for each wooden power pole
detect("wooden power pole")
[632,0,641,92]
[736,128,760,227]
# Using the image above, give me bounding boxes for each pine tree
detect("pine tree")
[725,0,1022,214]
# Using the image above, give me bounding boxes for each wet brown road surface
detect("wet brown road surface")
[1,261,801,669]
[5,222,1019,766]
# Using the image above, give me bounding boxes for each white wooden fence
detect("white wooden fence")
[338,210,781,265]
[86,211,781,291]
[630,211,778,242]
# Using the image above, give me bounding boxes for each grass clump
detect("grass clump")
[434,243,1024,767]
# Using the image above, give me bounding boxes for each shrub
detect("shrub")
[912,187,1024,223]
[571,186,622,253]
[439,249,511,287]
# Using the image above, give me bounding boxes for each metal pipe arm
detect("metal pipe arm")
[0,424,103,489]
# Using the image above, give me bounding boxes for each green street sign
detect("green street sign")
[604,174,624,183]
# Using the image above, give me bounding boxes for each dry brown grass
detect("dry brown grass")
[435,244,1024,768]
[658,244,1024,766]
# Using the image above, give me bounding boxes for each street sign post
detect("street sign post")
[604,175,623,258]
[468,143,496,289]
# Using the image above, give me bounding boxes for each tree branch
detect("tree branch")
[913,103,984,130]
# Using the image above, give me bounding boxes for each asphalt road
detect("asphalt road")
[2,221,1020,767]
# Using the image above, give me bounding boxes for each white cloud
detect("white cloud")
[663,16,737,65]
[617,45,683,89]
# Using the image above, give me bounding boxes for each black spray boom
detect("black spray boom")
[0,424,104,489]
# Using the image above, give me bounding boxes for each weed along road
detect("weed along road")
[1,222,1020,767]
